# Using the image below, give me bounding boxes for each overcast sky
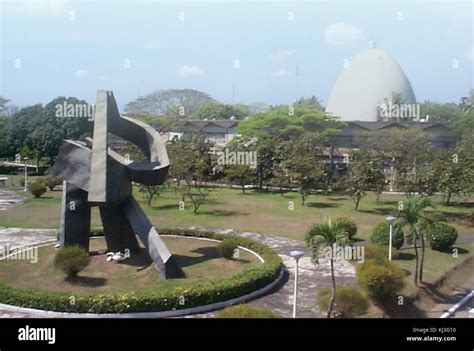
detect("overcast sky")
[1,0,472,110]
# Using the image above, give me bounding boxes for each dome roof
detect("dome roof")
[326,47,416,122]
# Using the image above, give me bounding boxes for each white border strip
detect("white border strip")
[439,290,474,318]
[161,234,265,263]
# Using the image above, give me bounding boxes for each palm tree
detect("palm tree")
[397,196,433,285]
[305,217,351,318]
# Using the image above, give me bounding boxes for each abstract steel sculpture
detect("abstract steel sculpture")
[53,90,177,278]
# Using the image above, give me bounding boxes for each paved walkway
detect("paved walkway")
[202,227,356,318]
[0,189,357,318]
[0,189,23,211]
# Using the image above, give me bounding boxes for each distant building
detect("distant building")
[330,121,458,149]
[169,120,238,146]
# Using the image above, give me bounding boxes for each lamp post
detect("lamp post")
[390,157,395,192]
[23,157,29,192]
[386,216,397,260]
[290,250,305,318]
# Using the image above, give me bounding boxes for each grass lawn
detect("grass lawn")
[1,175,472,242]
[385,243,474,295]
[0,236,260,295]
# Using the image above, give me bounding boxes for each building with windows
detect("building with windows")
[169,120,238,146]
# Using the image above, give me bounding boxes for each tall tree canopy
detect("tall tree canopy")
[124,89,216,119]
[238,103,342,141]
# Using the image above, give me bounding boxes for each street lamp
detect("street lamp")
[290,250,305,318]
[386,216,397,260]
[23,157,29,192]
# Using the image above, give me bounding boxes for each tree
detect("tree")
[347,150,385,210]
[432,141,473,205]
[359,129,431,194]
[305,217,351,318]
[0,96,9,117]
[282,136,328,205]
[138,184,162,207]
[238,104,342,141]
[124,89,216,119]
[397,196,434,285]
[198,103,250,120]
[225,165,256,193]
[167,134,214,214]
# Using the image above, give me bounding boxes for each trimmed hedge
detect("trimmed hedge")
[317,284,369,318]
[218,238,239,259]
[217,304,279,318]
[370,221,404,249]
[0,228,282,314]
[427,222,458,251]
[336,218,358,239]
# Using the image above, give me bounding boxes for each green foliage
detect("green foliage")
[356,259,405,303]
[317,284,369,318]
[371,221,404,249]
[44,177,62,191]
[432,144,473,205]
[124,89,215,119]
[335,218,357,239]
[198,103,250,120]
[29,181,47,198]
[364,244,400,261]
[426,222,458,251]
[217,305,279,318]
[282,135,329,205]
[218,238,238,259]
[0,229,282,313]
[305,217,351,263]
[167,134,214,213]
[54,246,90,278]
[238,104,342,141]
[347,150,385,210]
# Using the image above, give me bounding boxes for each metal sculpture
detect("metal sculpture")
[53,90,177,278]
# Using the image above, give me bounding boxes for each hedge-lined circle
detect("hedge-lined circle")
[0,228,282,314]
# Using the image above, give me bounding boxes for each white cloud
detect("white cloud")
[324,23,363,47]
[272,69,290,77]
[176,65,204,78]
[270,50,294,63]
[3,0,73,18]
[75,69,89,78]
[144,40,161,49]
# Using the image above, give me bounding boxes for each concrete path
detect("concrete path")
[0,225,356,318]
[0,190,23,211]
[189,227,356,318]
[0,190,356,318]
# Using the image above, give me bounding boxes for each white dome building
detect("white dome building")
[326,44,416,122]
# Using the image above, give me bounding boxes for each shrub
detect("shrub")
[356,259,405,303]
[54,245,90,278]
[427,222,458,251]
[317,284,369,318]
[29,181,47,198]
[218,238,238,259]
[19,178,25,187]
[336,218,358,239]
[364,244,400,261]
[45,177,62,191]
[0,228,282,313]
[217,305,279,318]
[371,221,404,249]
